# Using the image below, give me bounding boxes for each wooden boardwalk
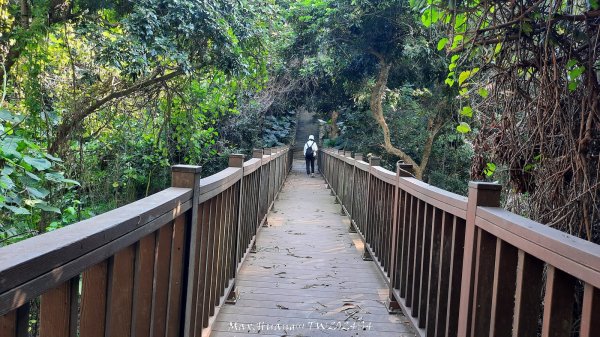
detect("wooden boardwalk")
[210,160,416,337]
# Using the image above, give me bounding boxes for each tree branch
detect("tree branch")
[49,69,184,154]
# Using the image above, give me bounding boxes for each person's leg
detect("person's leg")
[305,157,310,175]
[310,157,315,174]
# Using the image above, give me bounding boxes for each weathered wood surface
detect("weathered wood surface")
[210,160,416,337]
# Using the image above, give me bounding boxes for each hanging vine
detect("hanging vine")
[415,0,600,241]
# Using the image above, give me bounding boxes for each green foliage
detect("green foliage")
[0,109,80,245]
[456,122,471,134]
[0,0,290,247]
[483,162,496,178]
[262,112,297,147]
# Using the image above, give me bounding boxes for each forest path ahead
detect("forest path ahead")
[294,109,320,159]
[209,160,416,337]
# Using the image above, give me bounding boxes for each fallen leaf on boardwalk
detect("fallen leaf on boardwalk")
[302,283,330,289]
[276,304,289,310]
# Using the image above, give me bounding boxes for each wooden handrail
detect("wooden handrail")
[318,148,600,337]
[0,146,293,337]
[476,206,600,288]
[0,187,193,309]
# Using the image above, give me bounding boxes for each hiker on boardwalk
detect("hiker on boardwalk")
[304,135,318,177]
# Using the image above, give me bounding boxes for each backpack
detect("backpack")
[305,141,315,158]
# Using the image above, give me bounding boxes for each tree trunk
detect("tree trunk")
[330,110,339,138]
[20,0,31,28]
[369,58,423,179]
[417,117,443,176]
[369,58,443,180]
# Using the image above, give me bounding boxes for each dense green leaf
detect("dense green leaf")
[458,71,471,86]
[460,106,473,117]
[483,162,496,177]
[25,186,50,199]
[4,205,31,215]
[23,156,52,171]
[437,37,449,50]
[0,175,15,190]
[456,122,471,133]
[35,203,62,213]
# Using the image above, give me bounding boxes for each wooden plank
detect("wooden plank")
[404,195,417,305]
[410,200,425,316]
[194,201,211,334]
[202,196,218,328]
[151,222,174,337]
[391,189,405,291]
[68,277,79,337]
[512,250,544,337]
[184,204,203,337]
[445,217,465,337]
[221,186,232,297]
[166,214,187,337]
[106,245,136,337]
[0,310,16,337]
[470,228,496,337]
[425,208,443,337]
[212,191,225,309]
[383,182,393,273]
[418,203,433,328]
[433,212,453,337]
[80,261,108,337]
[580,283,600,337]
[489,239,518,337]
[398,190,409,293]
[541,266,576,337]
[132,234,156,337]
[40,281,71,337]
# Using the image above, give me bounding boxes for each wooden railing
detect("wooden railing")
[319,149,600,337]
[0,146,292,337]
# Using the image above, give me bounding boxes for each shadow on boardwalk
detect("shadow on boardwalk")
[210,160,416,337]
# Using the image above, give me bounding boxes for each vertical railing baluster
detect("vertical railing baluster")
[488,239,518,337]
[362,156,380,261]
[81,262,108,337]
[227,154,244,303]
[580,283,600,337]
[541,266,576,337]
[40,281,74,337]
[132,233,155,337]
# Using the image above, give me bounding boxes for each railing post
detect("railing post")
[264,148,272,222]
[397,161,414,177]
[386,161,414,313]
[362,156,380,261]
[226,154,244,304]
[171,164,202,337]
[457,182,501,337]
